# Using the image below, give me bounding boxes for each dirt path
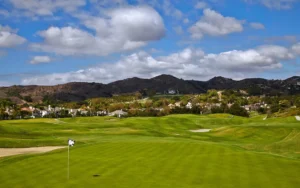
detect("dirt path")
[0,146,66,158]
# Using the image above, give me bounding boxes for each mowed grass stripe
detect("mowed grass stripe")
[1,139,300,187]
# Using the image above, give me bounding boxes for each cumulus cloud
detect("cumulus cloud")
[31,6,165,56]
[195,1,209,9]
[0,25,26,48]
[292,43,300,55]
[9,0,86,16]
[30,56,52,64]
[21,44,298,85]
[244,0,298,10]
[189,9,244,39]
[250,22,265,29]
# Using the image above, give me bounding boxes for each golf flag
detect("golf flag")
[68,139,75,147]
[67,139,75,180]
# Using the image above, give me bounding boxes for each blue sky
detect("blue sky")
[0,0,300,86]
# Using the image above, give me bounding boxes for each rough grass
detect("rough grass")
[1,114,300,187]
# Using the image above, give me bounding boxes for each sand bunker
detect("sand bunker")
[190,129,211,133]
[0,146,66,158]
[296,116,300,121]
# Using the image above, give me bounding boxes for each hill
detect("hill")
[0,75,299,103]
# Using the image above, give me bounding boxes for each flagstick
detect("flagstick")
[68,144,70,180]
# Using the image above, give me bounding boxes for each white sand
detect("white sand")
[190,129,211,133]
[0,146,66,158]
[295,116,300,121]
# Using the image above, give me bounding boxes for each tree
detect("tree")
[295,97,300,108]
[279,100,290,110]
[271,103,280,113]
[23,95,33,102]
[228,103,249,117]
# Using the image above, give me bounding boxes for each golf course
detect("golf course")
[1,114,300,187]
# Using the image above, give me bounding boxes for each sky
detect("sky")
[0,0,300,86]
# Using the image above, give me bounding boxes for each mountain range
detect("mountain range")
[0,75,299,104]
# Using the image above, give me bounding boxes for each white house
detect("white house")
[97,110,107,116]
[109,110,128,117]
[186,102,193,109]
[168,104,175,109]
[80,110,89,115]
[168,89,176,95]
[41,110,49,117]
[175,102,181,107]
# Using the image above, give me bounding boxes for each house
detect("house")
[54,107,62,112]
[186,102,193,109]
[168,89,176,95]
[154,108,164,112]
[243,105,251,111]
[212,103,221,107]
[48,105,52,111]
[20,107,33,112]
[175,102,181,107]
[69,109,78,116]
[80,110,89,115]
[168,104,175,109]
[97,110,107,116]
[109,110,128,117]
[227,103,233,108]
[32,109,42,118]
[5,108,13,116]
[41,110,49,117]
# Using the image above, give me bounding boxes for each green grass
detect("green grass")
[1,114,300,187]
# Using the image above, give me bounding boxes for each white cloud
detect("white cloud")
[30,56,52,64]
[9,0,86,16]
[183,18,189,24]
[162,0,183,19]
[250,22,265,29]
[244,0,298,10]
[292,43,300,55]
[195,1,209,9]
[257,45,294,60]
[0,25,26,48]
[31,6,165,56]
[0,25,18,33]
[189,9,244,39]
[22,44,298,85]
[173,26,184,35]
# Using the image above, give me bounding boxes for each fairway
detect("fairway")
[1,114,300,187]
